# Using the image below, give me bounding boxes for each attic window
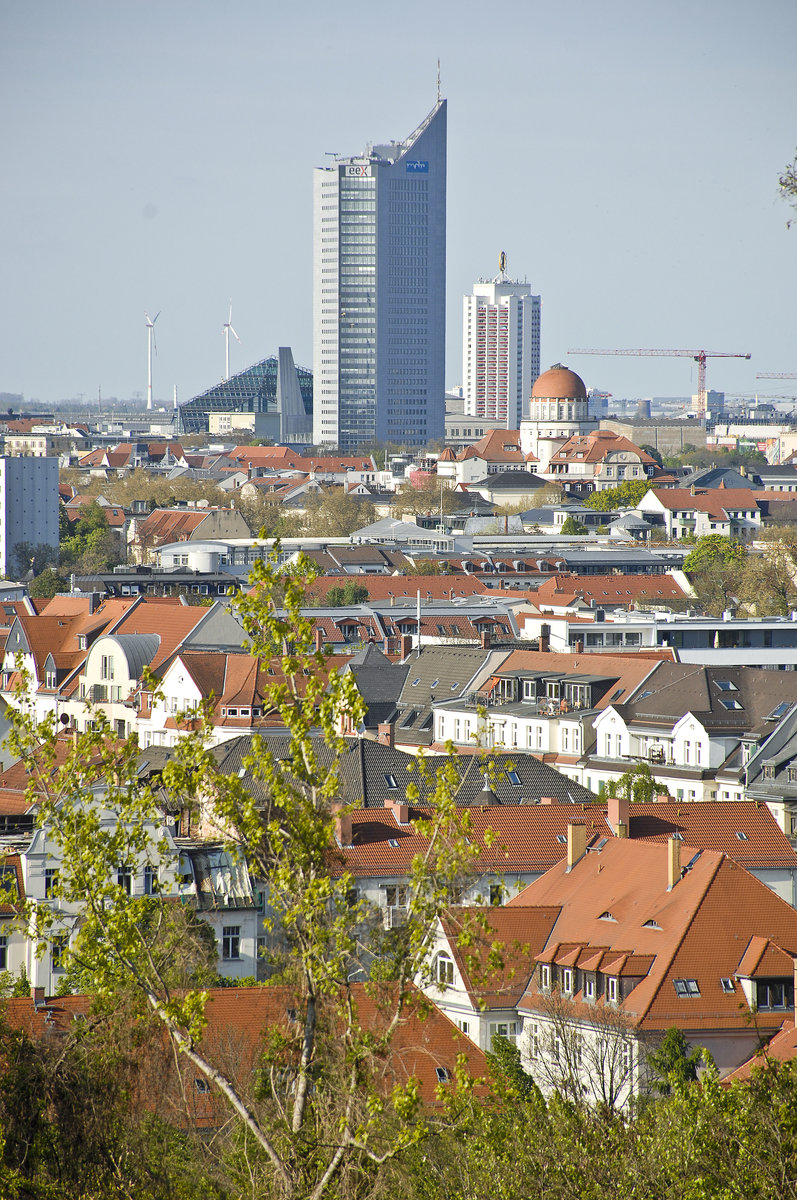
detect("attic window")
[194,1078,210,1094]
[506,770,521,786]
[610,688,624,702]
[638,690,653,700]
[411,678,421,687]
[673,978,700,998]
[716,680,738,691]
[643,919,662,929]
[672,831,684,840]
[388,838,399,848]
[735,831,749,840]
[721,977,735,993]
[598,911,617,922]
[719,698,743,710]
[767,702,791,720]
[385,774,398,789]
[435,1066,452,1083]
[763,766,775,779]
[399,710,418,728]
[556,834,567,845]
[431,680,439,688]
[450,682,459,690]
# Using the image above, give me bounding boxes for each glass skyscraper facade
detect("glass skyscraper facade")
[313,100,446,451]
[177,355,313,435]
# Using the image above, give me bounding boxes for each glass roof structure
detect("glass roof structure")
[177,356,313,435]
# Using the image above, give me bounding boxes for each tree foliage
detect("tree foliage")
[582,480,651,511]
[780,146,797,226]
[325,581,370,607]
[7,551,492,1200]
[559,516,588,536]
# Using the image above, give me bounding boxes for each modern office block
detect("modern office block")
[0,456,59,577]
[313,100,447,450]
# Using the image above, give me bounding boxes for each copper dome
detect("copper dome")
[531,363,587,400]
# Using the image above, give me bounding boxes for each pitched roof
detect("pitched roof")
[439,906,561,1008]
[510,838,797,1033]
[648,487,763,517]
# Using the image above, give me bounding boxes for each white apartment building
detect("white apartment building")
[462,269,541,429]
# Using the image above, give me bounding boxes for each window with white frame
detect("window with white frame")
[100,654,114,681]
[563,968,574,994]
[528,1021,541,1058]
[584,974,595,1001]
[456,1018,470,1035]
[540,963,551,990]
[489,1021,518,1046]
[436,951,454,986]
[621,1041,633,1076]
[222,926,241,961]
[607,976,619,1003]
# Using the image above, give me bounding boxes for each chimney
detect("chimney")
[566,822,587,870]
[575,639,584,654]
[377,722,394,747]
[314,627,324,653]
[607,793,630,836]
[335,811,353,848]
[480,628,491,649]
[667,837,681,890]
[399,634,412,660]
[31,986,45,1007]
[385,797,410,824]
[539,796,554,805]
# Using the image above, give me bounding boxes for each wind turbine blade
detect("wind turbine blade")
[229,325,241,342]
[145,311,152,325]
[153,311,161,324]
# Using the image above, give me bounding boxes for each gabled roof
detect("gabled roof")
[549,431,657,466]
[647,487,763,517]
[439,906,561,1008]
[510,838,797,1032]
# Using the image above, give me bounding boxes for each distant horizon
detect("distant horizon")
[2,1,795,407]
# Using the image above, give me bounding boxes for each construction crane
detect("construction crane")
[757,372,797,380]
[567,348,752,421]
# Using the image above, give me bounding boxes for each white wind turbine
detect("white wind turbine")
[145,310,160,410]
[222,299,241,380]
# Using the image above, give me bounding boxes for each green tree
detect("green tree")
[582,479,651,511]
[301,487,377,536]
[560,515,588,536]
[646,1027,703,1095]
[325,581,369,607]
[604,762,668,804]
[9,551,490,1200]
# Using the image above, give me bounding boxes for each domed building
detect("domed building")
[519,362,596,470]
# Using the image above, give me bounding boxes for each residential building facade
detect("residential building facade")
[462,269,541,428]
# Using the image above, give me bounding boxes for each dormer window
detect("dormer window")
[540,963,551,990]
[756,979,794,1010]
[436,952,454,986]
[584,974,595,1001]
[563,968,574,994]
[78,635,87,650]
[607,976,619,1003]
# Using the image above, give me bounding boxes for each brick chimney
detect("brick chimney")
[31,986,45,1007]
[539,796,554,805]
[399,634,413,660]
[539,632,550,653]
[667,836,681,890]
[574,639,584,654]
[314,627,324,653]
[608,793,630,837]
[335,811,353,848]
[385,797,410,825]
[480,628,491,649]
[566,823,587,871]
[377,722,394,747]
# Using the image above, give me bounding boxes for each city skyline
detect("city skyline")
[1,0,795,412]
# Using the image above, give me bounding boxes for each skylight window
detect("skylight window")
[556,834,567,845]
[638,690,653,700]
[719,698,743,710]
[735,831,749,840]
[411,678,421,687]
[721,977,735,993]
[506,770,521,785]
[431,680,439,688]
[673,978,700,997]
[610,688,625,702]
[643,919,662,929]
[388,838,399,849]
[767,702,791,720]
[716,680,738,692]
[451,682,459,690]
[598,911,616,921]
[385,774,398,789]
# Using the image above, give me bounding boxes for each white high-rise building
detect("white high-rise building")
[462,262,541,429]
[313,101,447,451]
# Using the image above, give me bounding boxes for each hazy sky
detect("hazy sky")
[2,0,795,410]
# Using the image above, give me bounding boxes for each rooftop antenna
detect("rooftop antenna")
[499,250,507,280]
[437,58,441,103]
[145,311,160,411]
[222,299,240,381]
[173,384,178,411]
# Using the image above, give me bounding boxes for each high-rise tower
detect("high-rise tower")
[313,101,447,450]
[462,257,540,429]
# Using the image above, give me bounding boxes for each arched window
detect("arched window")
[436,951,454,986]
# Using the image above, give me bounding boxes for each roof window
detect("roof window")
[388,838,399,848]
[735,831,749,840]
[638,690,653,700]
[716,680,738,691]
[767,702,792,720]
[506,770,521,786]
[719,698,743,710]
[598,911,617,921]
[435,1066,452,1083]
[610,688,624,702]
[643,919,662,929]
[673,978,700,997]
[385,774,398,789]
[721,977,735,993]
[556,834,567,845]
